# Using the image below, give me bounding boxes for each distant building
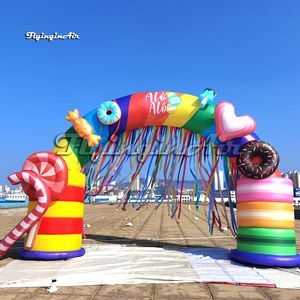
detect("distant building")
[214,170,225,191]
[154,185,165,197]
[230,191,236,202]
[145,177,156,190]
[129,174,140,191]
[0,185,2,193]
[177,194,193,203]
[282,171,300,198]
[146,177,151,189]
[12,188,22,194]
[282,171,300,189]
[4,185,10,193]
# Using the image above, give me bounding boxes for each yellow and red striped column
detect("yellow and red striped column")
[21,137,86,259]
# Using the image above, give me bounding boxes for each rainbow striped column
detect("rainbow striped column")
[20,137,86,260]
[231,177,300,267]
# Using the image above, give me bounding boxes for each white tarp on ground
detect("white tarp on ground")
[0,245,299,289]
[185,248,274,286]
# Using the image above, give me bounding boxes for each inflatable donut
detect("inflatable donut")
[22,151,68,200]
[237,140,279,179]
[97,101,121,125]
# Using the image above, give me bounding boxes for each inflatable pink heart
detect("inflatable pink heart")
[215,102,256,142]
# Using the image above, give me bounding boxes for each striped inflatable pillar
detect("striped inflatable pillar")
[231,177,300,267]
[20,137,86,260]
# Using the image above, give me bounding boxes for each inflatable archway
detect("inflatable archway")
[1,90,299,267]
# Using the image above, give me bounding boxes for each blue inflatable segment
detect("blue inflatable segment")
[231,249,300,267]
[84,109,109,146]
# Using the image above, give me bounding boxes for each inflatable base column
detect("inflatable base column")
[230,177,300,267]
[20,249,85,260]
[20,148,86,260]
[20,183,86,260]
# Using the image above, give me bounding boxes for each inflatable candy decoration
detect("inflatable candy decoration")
[199,88,216,108]
[66,109,101,147]
[231,227,298,267]
[236,177,293,203]
[21,152,68,248]
[19,149,85,260]
[231,176,299,267]
[237,201,294,228]
[237,140,279,179]
[1,90,299,267]
[22,152,68,200]
[97,101,121,125]
[216,133,260,158]
[215,102,256,142]
[0,171,51,256]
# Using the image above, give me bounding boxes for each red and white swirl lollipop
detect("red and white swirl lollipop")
[22,152,68,200]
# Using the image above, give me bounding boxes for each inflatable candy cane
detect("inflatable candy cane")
[0,171,51,256]
[0,152,70,258]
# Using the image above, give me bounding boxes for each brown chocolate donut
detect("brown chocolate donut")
[236,140,279,179]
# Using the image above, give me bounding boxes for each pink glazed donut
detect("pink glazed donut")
[237,177,294,203]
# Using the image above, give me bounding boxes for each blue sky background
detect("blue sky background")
[1,0,300,185]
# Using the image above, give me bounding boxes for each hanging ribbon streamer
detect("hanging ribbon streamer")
[85,125,236,236]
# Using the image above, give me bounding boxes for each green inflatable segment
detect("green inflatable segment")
[183,103,216,134]
[65,127,92,167]
[237,227,297,255]
[238,237,296,244]
[237,227,296,239]
[237,242,297,256]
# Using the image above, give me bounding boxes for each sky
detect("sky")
[1,0,300,185]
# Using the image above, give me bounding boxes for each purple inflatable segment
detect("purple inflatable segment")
[230,249,300,267]
[217,132,260,157]
[20,248,85,260]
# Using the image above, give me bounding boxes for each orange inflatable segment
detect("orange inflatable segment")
[237,219,295,228]
[238,202,293,212]
[237,201,295,229]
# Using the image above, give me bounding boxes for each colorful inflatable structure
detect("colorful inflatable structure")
[0,90,299,267]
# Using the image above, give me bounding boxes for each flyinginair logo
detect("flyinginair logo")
[25,32,80,42]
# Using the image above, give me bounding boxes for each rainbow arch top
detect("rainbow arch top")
[1,89,300,268]
[59,91,256,168]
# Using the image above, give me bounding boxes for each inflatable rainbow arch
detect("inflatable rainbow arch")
[1,90,299,267]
